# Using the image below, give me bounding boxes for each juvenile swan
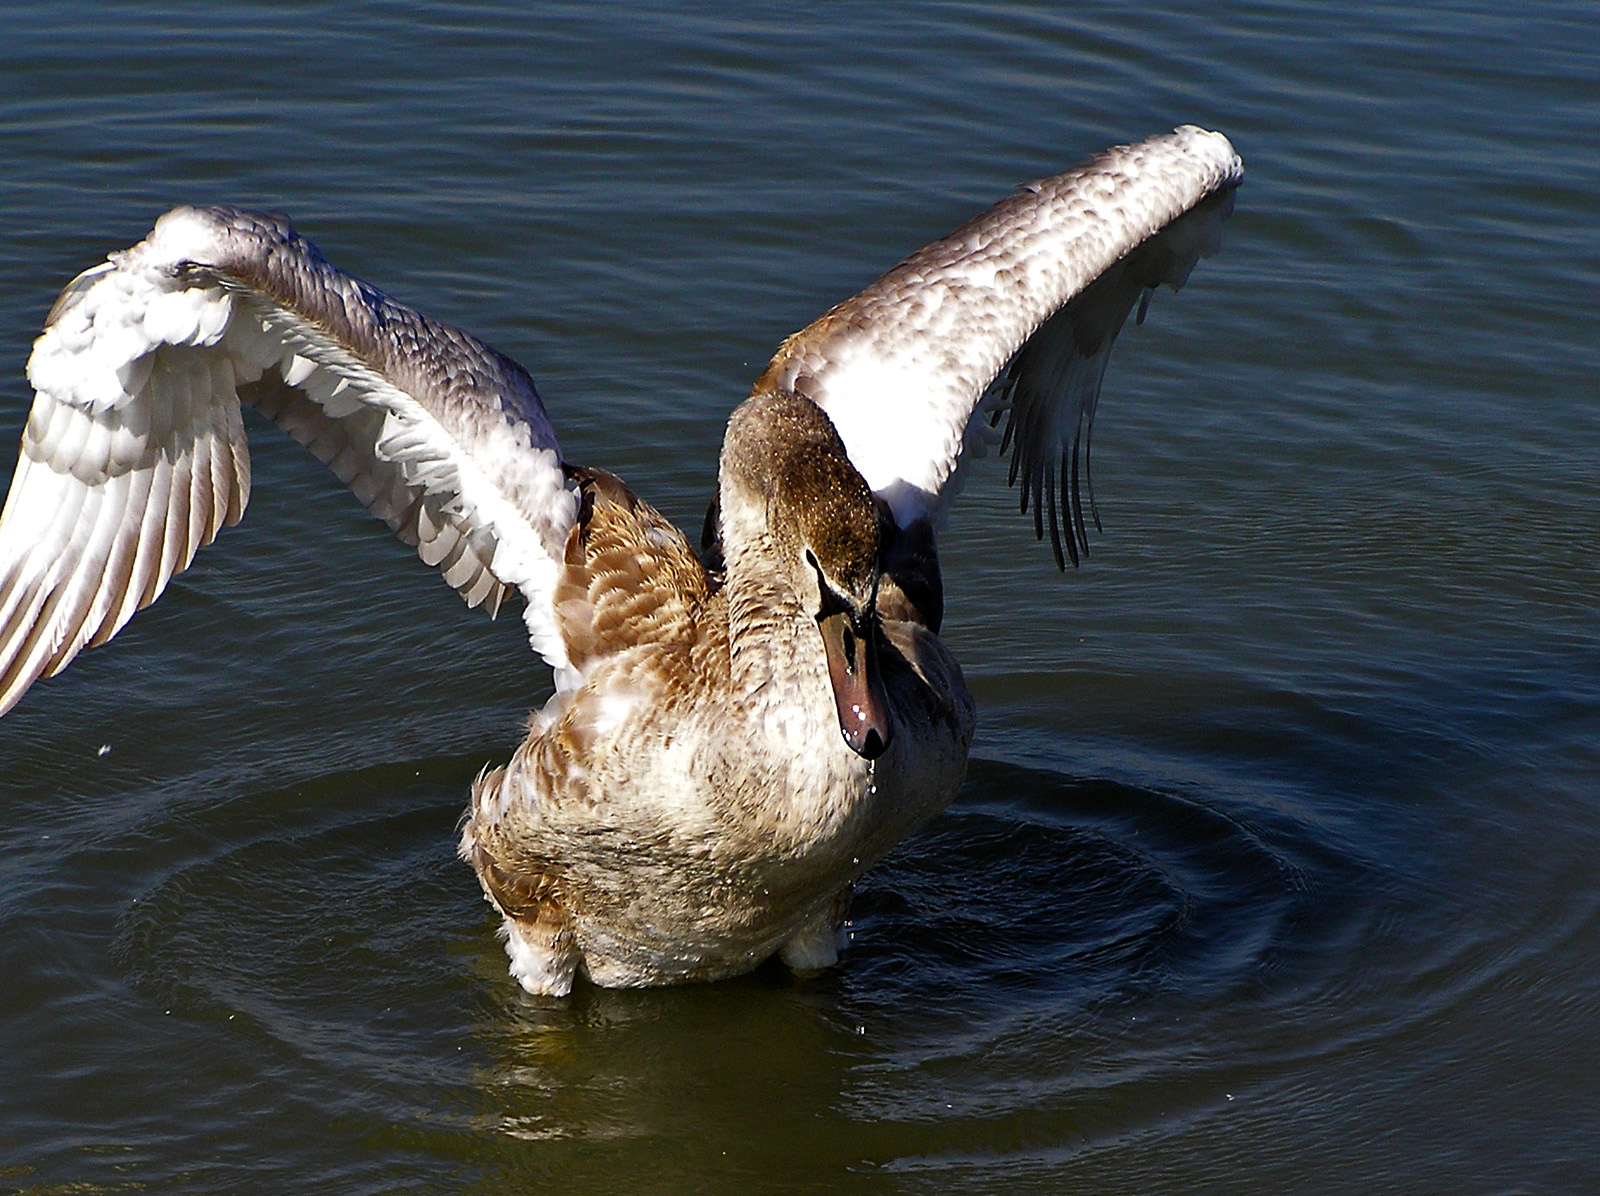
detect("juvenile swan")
[0,128,1241,994]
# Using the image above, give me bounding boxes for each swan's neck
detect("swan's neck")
[715,479,872,850]
[714,386,878,739]
[717,488,822,704]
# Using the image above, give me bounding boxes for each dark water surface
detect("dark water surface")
[2,3,1597,1192]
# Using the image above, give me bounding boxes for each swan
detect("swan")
[0,127,1241,994]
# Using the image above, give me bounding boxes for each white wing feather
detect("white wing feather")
[757,125,1243,563]
[0,205,578,715]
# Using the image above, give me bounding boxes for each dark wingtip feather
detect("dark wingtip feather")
[1045,457,1068,570]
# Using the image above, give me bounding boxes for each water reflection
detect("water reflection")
[435,753,1375,1194]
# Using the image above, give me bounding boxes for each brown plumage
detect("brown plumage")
[0,127,1240,993]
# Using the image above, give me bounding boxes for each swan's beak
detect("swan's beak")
[818,611,893,759]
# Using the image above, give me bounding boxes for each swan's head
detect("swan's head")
[721,388,894,760]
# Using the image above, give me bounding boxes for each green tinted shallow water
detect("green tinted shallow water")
[1,3,1597,1192]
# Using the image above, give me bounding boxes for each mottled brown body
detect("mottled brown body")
[461,393,975,992]
[0,128,1238,994]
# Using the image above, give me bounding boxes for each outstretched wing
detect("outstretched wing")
[0,205,579,716]
[755,125,1242,566]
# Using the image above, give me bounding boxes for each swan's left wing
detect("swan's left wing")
[756,125,1242,566]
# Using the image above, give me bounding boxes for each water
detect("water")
[1,2,1596,1192]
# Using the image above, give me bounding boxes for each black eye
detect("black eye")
[806,549,851,620]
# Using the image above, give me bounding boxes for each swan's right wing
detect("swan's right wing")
[0,206,579,715]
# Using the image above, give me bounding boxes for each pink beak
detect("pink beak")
[817,610,892,759]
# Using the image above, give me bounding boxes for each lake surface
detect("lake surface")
[1,2,1597,1192]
